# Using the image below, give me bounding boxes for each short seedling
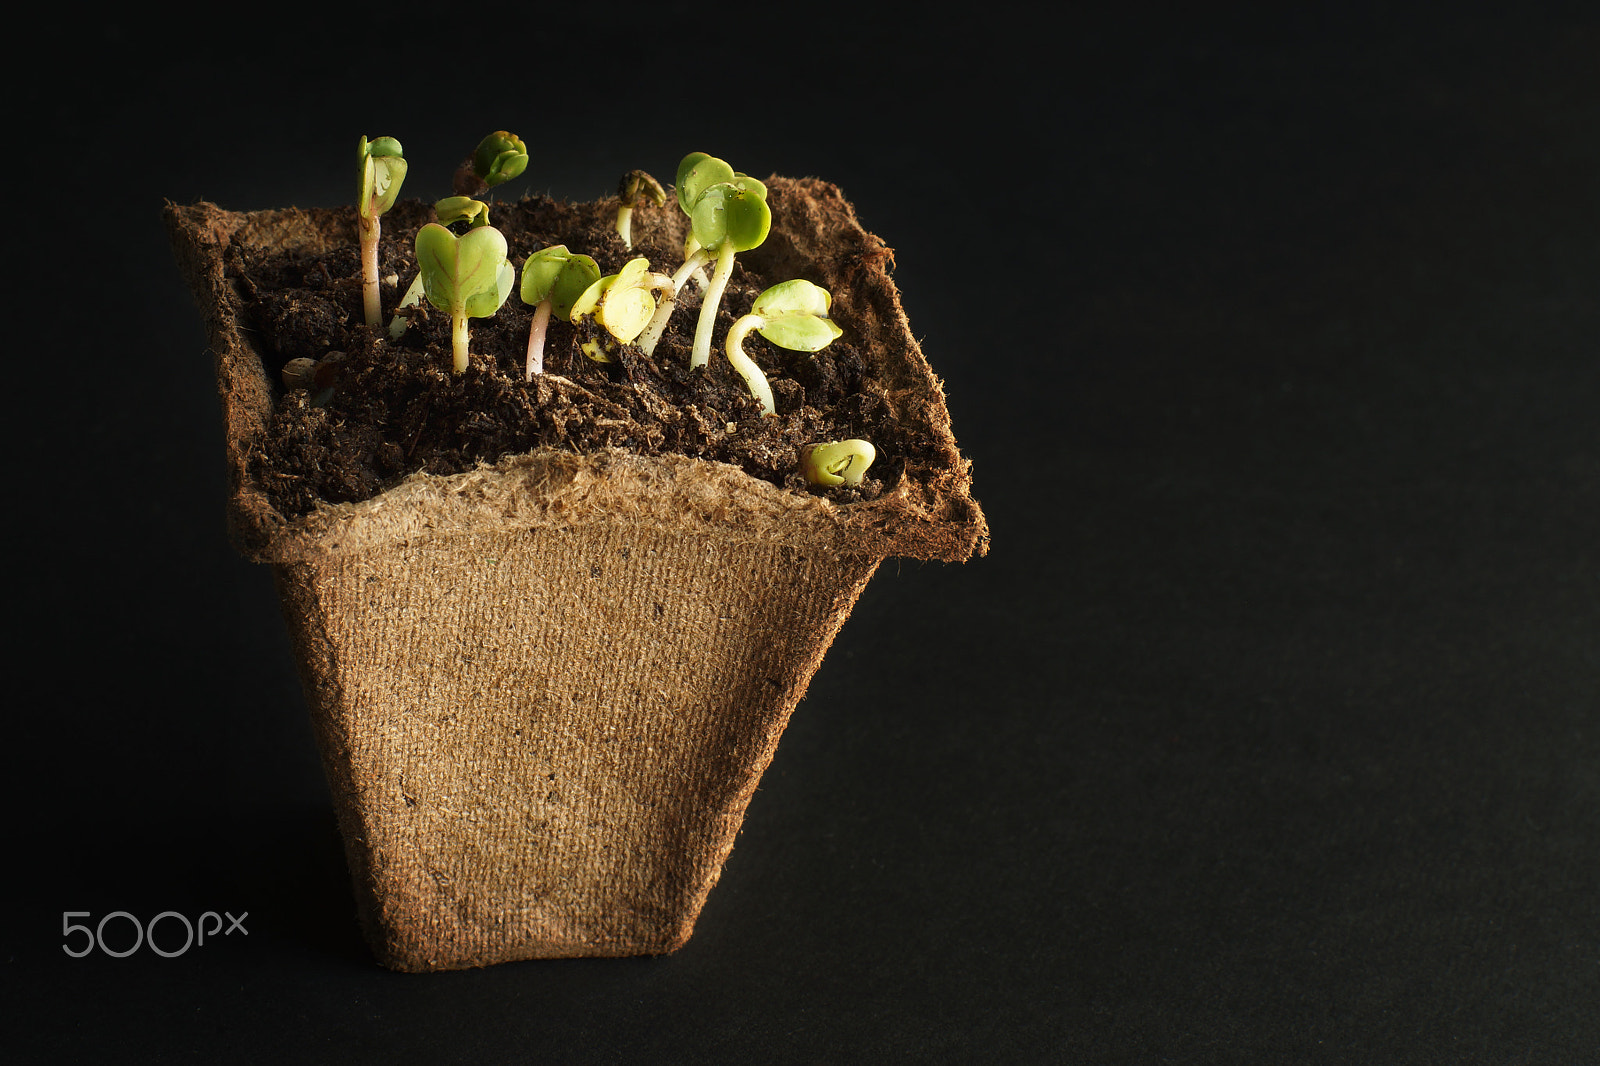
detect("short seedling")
[357,135,408,327]
[414,222,514,372]
[390,197,493,339]
[724,280,843,416]
[518,245,601,378]
[433,196,491,229]
[569,258,675,363]
[281,351,346,407]
[669,153,771,370]
[455,130,529,197]
[615,170,666,250]
[476,131,529,186]
[800,439,877,487]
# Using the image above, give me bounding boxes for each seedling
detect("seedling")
[357,135,408,327]
[671,152,766,294]
[390,197,493,339]
[615,170,666,250]
[281,351,346,407]
[414,222,514,372]
[433,196,491,229]
[670,153,771,370]
[455,130,529,197]
[723,280,843,415]
[800,439,877,487]
[475,131,529,187]
[568,257,675,363]
[518,245,601,378]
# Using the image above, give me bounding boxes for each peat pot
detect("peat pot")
[166,177,987,971]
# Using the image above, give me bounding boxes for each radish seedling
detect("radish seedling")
[724,280,842,415]
[670,153,771,370]
[454,130,529,197]
[568,257,675,363]
[615,170,666,250]
[800,439,876,487]
[518,245,601,378]
[390,197,492,339]
[414,222,514,372]
[357,135,408,326]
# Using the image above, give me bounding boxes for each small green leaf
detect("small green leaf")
[597,259,656,342]
[519,246,603,318]
[610,257,652,289]
[800,440,876,487]
[456,226,510,295]
[731,174,767,201]
[569,258,662,343]
[690,183,772,253]
[568,274,613,323]
[371,156,407,214]
[551,256,601,321]
[415,223,457,305]
[464,259,514,319]
[473,131,529,187]
[757,313,842,352]
[520,245,572,304]
[753,279,832,319]
[676,152,734,213]
[434,196,489,228]
[358,135,407,217]
[416,222,510,318]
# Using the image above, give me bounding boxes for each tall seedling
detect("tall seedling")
[357,136,408,327]
[663,153,770,370]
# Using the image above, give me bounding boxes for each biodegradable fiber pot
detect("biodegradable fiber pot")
[166,177,987,972]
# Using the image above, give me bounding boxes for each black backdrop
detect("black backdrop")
[7,5,1598,1061]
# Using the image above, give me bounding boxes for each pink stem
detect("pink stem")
[525,299,552,379]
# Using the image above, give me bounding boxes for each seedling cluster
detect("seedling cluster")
[350,138,876,490]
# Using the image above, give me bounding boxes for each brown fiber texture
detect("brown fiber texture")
[167,178,986,970]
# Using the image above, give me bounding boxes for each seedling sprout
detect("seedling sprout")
[454,130,529,197]
[519,245,601,378]
[433,196,491,229]
[569,258,675,363]
[414,222,514,372]
[357,135,408,326]
[343,141,876,476]
[475,131,529,186]
[724,280,843,415]
[391,197,493,339]
[615,170,666,250]
[800,440,876,487]
[671,153,771,370]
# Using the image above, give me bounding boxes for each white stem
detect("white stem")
[360,212,381,326]
[526,299,552,378]
[725,314,775,416]
[682,233,710,289]
[691,242,736,370]
[636,250,708,357]
[452,311,471,373]
[616,205,634,249]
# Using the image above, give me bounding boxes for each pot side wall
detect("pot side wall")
[274,522,880,971]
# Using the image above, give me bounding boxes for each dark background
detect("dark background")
[6,4,1598,1061]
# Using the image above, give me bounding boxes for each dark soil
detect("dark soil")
[225,196,933,518]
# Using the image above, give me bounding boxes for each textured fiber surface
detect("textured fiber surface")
[277,527,879,970]
[167,179,984,969]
